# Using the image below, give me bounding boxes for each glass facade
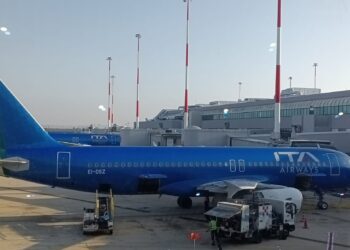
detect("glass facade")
[201,105,350,121]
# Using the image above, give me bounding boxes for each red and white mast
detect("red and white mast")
[273,0,281,139]
[135,33,141,129]
[106,56,112,130]
[111,75,115,126]
[183,0,190,129]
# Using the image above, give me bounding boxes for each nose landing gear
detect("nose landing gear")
[315,188,328,210]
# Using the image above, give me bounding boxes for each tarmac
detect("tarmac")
[0,176,350,250]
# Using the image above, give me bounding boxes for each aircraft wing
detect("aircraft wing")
[197,178,284,198]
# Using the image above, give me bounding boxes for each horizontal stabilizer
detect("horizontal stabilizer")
[0,157,29,172]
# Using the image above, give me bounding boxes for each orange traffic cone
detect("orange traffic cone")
[303,218,308,229]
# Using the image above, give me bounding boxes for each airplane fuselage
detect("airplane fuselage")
[5,145,350,197]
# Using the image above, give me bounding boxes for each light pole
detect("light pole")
[183,0,190,129]
[111,75,116,127]
[135,33,141,129]
[106,57,112,130]
[273,0,282,140]
[238,82,242,101]
[313,63,318,89]
[288,76,292,88]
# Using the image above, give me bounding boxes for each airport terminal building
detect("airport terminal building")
[140,88,350,136]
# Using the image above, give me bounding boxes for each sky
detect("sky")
[1,0,350,128]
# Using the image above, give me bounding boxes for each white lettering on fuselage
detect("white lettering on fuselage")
[91,135,108,141]
[87,169,106,175]
[274,151,320,163]
[279,165,319,174]
[274,151,321,175]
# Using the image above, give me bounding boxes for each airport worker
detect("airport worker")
[208,217,222,250]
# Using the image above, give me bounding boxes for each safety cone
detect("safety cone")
[303,218,308,229]
[299,214,305,223]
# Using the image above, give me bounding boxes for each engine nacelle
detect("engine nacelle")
[259,187,303,212]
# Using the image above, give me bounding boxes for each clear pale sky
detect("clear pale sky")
[1,0,349,128]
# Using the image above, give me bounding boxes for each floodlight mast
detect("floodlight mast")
[273,0,282,140]
[183,0,190,129]
[135,33,141,129]
[238,82,242,101]
[313,63,318,89]
[106,57,112,130]
[111,75,116,126]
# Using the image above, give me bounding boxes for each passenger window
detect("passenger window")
[114,162,119,168]
[121,162,126,168]
[127,162,132,167]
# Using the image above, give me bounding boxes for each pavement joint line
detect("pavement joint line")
[289,235,350,248]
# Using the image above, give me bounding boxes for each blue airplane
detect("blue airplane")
[0,80,350,210]
[48,131,121,146]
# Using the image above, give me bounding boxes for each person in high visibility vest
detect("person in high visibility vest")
[208,217,222,250]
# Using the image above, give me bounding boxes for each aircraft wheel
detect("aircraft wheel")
[317,201,328,210]
[177,196,192,209]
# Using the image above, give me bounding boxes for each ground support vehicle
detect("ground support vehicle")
[204,198,297,243]
[83,188,114,234]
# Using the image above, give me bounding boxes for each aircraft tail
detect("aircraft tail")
[0,80,58,149]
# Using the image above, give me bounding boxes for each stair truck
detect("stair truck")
[83,188,115,234]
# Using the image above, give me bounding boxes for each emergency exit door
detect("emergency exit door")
[56,152,71,179]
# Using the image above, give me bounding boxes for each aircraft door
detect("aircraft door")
[327,153,340,176]
[56,152,71,179]
[229,160,236,172]
[238,160,245,172]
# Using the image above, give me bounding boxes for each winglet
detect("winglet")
[0,80,58,149]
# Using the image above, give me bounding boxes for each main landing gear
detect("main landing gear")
[315,189,328,210]
[177,196,192,209]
